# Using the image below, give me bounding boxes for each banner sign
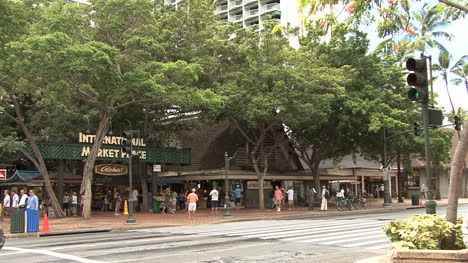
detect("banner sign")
[95,164,128,176]
[247,181,271,190]
[0,169,6,180]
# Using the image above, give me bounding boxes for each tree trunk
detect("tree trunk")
[258,176,265,209]
[57,160,65,207]
[446,127,468,224]
[397,152,404,203]
[139,162,149,211]
[435,165,441,200]
[80,110,112,220]
[6,94,65,217]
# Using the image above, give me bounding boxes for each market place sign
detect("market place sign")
[95,164,128,176]
[0,169,6,180]
[79,133,147,160]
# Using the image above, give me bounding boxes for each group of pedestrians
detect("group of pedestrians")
[62,192,81,216]
[269,185,296,212]
[2,189,39,216]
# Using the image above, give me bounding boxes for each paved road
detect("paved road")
[1,205,467,263]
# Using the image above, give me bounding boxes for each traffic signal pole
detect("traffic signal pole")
[422,103,436,214]
[406,56,436,214]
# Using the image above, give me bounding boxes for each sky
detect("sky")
[366,1,468,114]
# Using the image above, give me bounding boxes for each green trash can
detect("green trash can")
[152,196,164,213]
[10,210,26,233]
[412,195,420,205]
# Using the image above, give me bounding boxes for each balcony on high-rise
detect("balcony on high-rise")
[261,2,280,15]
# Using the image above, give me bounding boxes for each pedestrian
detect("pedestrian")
[80,194,85,215]
[274,186,283,212]
[27,189,39,210]
[187,188,198,219]
[132,188,139,211]
[307,187,317,210]
[336,188,344,210]
[420,184,426,199]
[63,192,70,216]
[209,186,219,215]
[162,187,172,214]
[268,185,275,208]
[171,190,178,213]
[71,192,78,216]
[321,185,329,211]
[11,190,19,213]
[103,195,109,212]
[179,192,186,211]
[380,184,385,199]
[234,185,242,211]
[114,191,121,216]
[18,189,28,211]
[3,190,10,216]
[286,186,294,211]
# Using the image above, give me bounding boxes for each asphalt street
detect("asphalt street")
[1,205,467,263]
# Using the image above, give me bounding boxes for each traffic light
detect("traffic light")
[413,122,421,136]
[122,131,133,154]
[454,116,461,131]
[406,58,428,103]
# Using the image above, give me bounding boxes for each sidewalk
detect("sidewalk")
[2,198,467,239]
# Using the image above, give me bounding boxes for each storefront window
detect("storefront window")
[407,171,420,187]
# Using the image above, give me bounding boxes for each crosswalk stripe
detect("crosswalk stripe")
[319,234,381,245]
[367,244,392,250]
[342,239,390,248]
[155,219,352,235]
[243,221,385,239]
[281,226,382,242]
[158,219,378,237]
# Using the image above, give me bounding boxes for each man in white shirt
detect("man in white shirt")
[11,190,19,213]
[132,188,139,210]
[18,189,28,211]
[209,187,219,215]
[286,186,295,211]
[321,186,329,211]
[3,190,10,216]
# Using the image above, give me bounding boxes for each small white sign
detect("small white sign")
[153,164,161,172]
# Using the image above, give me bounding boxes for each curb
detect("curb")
[39,228,112,237]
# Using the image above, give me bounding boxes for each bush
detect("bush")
[382,214,466,250]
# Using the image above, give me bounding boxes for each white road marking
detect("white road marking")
[342,239,390,248]
[3,247,106,263]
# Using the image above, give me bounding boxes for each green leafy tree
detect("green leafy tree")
[8,0,214,219]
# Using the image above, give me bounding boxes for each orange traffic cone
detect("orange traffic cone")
[42,214,50,232]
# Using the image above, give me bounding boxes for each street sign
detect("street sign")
[0,169,6,180]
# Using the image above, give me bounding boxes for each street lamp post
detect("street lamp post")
[223,152,232,218]
[382,127,392,207]
[125,120,136,224]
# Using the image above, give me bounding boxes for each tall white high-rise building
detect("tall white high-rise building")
[165,0,303,30]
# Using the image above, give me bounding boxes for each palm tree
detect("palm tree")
[433,51,456,113]
[451,55,468,94]
[407,3,453,53]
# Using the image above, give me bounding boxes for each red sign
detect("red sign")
[0,169,6,180]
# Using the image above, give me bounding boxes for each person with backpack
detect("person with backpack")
[321,185,329,211]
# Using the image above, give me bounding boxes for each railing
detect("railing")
[262,3,280,13]
[245,9,258,18]
[229,0,243,8]
[229,14,243,22]
[216,5,228,12]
